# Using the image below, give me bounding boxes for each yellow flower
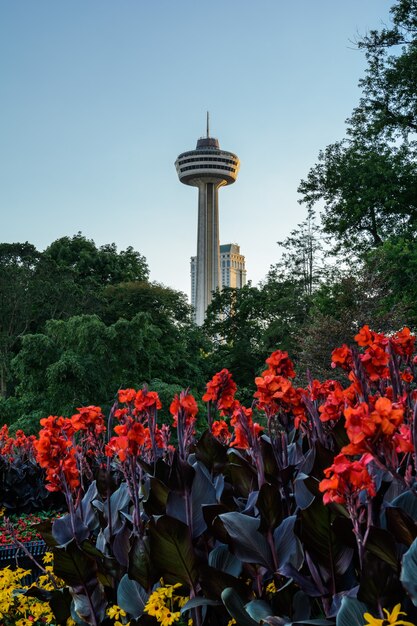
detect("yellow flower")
[266,581,277,594]
[107,604,127,620]
[227,619,237,626]
[363,603,415,626]
[43,551,54,564]
[158,607,181,626]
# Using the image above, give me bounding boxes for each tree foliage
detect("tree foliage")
[299,0,417,253]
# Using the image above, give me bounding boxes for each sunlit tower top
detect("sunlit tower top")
[175,114,240,325]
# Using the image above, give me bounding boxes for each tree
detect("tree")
[100,281,191,326]
[0,234,151,402]
[43,233,149,286]
[298,139,417,252]
[0,243,40,397]
[275,211,324,296]
[350,0,417,141]
[298,0,417,253]
[204,285,267,391]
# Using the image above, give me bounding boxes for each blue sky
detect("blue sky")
[0,0,393,297]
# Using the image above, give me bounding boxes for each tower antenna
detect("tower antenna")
[206,111,210,138]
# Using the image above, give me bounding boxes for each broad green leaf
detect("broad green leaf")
[386,507,417,547]
[400,536,417,605]
[274,515,304,571]
[221,587,260,626]
[128,536,153,589]
[191,461,217,537]
[219,511,274,570]
[209,544,242,577]
[117,574,148,619]
[295,497,351,575]
[364,526,398,570]
[149,515,198,589]
[245,599,274,621]
[257,483,284,532]
[53,540,98,588]
[181,597,222,614]
[336,596,370,626]
[391,490,417,521]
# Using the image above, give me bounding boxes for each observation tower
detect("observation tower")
[175,115,240,325]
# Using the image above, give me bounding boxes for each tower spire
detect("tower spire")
[206,111,210,138]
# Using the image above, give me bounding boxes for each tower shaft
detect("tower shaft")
[196,182,221,325]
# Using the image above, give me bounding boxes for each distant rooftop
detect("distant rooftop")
[220,243,241,253]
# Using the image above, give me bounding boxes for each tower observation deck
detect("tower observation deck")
[175,116,240,325]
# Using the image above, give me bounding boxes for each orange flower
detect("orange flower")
[254,374,292,408]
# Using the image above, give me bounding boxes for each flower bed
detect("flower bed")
[0,510,58,544]
[0,325,417,626]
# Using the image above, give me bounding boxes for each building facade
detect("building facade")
[191,243,247,310]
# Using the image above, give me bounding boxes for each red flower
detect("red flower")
[254,373,306,427]
[264,350,296,378]
[355,325,374,347]
[71,405,106,435]
[170,393,198,428]
[254,374,292,409]
[203,369,237,415]
[401,370,414,383]
[370,397,404,436]
[391,327,416,358]
[319,454,376,505]
[134,389,162,413]
[229,403,263,449]
[34,416,79,493]
[331,345,353,370]
[318,387,345,422]
[344,402,377,445]
[106,417,148,461]
[118,388,137,403]
[211,419,232,443]
[393,424,414,453]
[360,343,390,381]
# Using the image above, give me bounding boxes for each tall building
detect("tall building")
[175,116,240,325]
[191,243,247,310]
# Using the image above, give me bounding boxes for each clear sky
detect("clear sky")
[0,0,393,298]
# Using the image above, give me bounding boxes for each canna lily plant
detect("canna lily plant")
[1,326,417,626]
